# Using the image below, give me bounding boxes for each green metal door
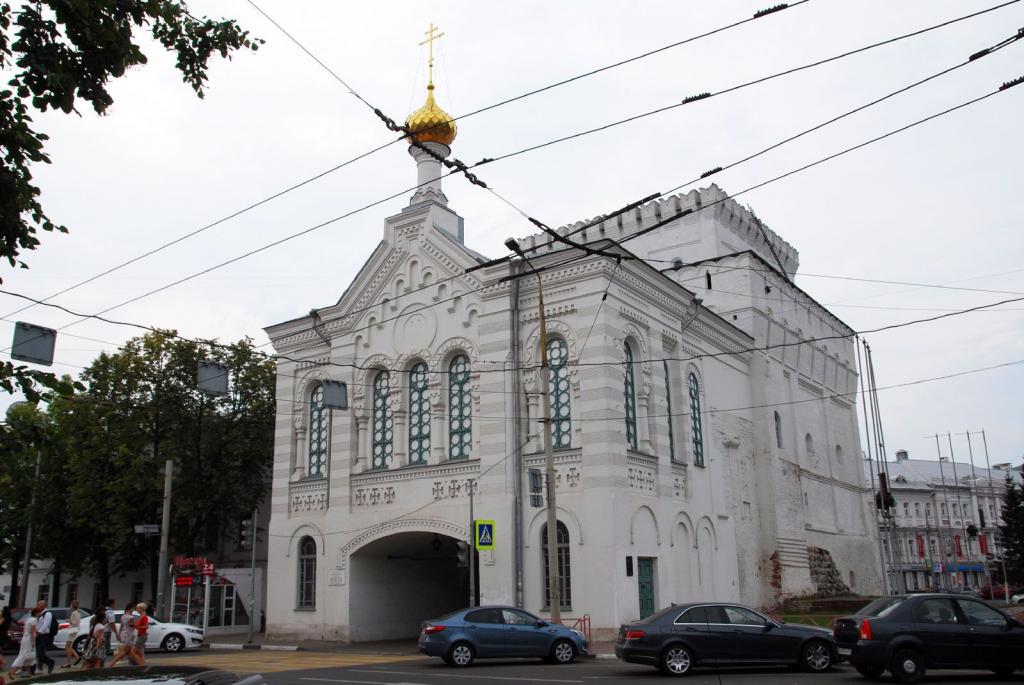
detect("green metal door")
[638,557,655,619]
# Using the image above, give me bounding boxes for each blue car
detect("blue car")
[418,605,589,667]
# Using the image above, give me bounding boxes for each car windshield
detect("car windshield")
[638,605,682,625]
[855,596,906,618]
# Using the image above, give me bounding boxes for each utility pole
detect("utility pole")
[7,402,41,609]
[468,479,476,608]
[505,238,561,622]
[155,453,174,620]
[980,430,1010,605]
[964,431,993,592]
[247,506,258,644]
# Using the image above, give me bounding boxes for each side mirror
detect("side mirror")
[763,621,776,631]
[536,620,548,628]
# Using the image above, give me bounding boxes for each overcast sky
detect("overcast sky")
[2,0,1021,468]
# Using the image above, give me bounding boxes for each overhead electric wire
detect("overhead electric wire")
[8,0,1011,328]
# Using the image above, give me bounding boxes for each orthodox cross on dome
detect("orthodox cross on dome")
[419,22,445,89]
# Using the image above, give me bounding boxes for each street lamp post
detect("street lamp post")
[505,238,561,622]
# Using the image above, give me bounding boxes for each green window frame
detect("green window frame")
[547,337,571,449]
[541,521,572,610]
[448,355,472,460]
[664,360,676,461]
[307,384,329,478]
[408,362,431,465]
[688,372,704,467]
[372,371,394,469]
[623,342,638,450]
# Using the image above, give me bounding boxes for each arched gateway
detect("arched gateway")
[343,524,471,642]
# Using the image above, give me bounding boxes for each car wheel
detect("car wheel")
[448,642,475,668]
[890,648,925,684]
[660,643,694,677]
[855,664,885,679]
[162,633,185,653]
[550,639,576,665]
[72,635,89,656]
[801,639,833,673]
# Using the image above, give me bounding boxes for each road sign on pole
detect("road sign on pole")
[134,524,160,535]
[475,520,495,550]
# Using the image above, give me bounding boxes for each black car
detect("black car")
[615,602,836,676]
[850,592,1024,682]
[833,595,908,662]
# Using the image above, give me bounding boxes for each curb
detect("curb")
[594,653,617,660]
[208,643,301,652]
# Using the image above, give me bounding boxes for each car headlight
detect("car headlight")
[571,629,586,642]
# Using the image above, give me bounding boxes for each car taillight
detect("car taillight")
[625,629,646,640]
[423,625,446,634]
[859,619,872,640]
[59,623,69,629]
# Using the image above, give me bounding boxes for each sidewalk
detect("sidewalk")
[204,632,618,657]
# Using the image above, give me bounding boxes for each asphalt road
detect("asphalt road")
[249,658,1023,685]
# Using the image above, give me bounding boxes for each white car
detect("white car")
[1013,592,1024,605]
[54,611,205,653]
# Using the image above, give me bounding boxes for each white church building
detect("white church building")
[264,71,882,641]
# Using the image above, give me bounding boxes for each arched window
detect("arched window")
[371,371,394,469]
[623,342,637,450]
[835,444,843,463]
[774,411,783,449]
[448,355,472,460]
[805,433,814,460]
[664,360,676,461]
[307,384,329,478]
[541,521,571,610]
[407,363,430,465]
[688,373,704,467]
[547,337,571,449]
[297,536,316,609]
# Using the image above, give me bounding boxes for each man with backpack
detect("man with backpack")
[33,601,56,674]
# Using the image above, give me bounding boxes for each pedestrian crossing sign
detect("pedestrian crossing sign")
[474,520,495,550]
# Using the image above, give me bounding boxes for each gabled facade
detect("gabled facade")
[264,82,882,642]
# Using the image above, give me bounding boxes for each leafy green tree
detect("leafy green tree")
[999,471,1024,586]
[47,330,275,601]
[1,1,261,400]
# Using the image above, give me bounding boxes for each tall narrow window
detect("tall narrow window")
[624,342,638,450]
[774,411,783,449]
[688,372,704,467]
[371,371,394,469]
[408,363,430,465]
[449,355,472,460]
[297,537,316,609]
[541,521,571,610]
[307,384,329,478]
[664,360,676,461]
[547,337,571,448]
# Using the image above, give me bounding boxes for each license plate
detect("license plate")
[838,647,852,656]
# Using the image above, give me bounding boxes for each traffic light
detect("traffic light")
[455,541,469,567]
[966,524,979,539]
[240,518,254,550]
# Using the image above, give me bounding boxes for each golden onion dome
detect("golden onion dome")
[405,85,457,146]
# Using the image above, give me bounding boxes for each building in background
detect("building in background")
[869,448,1021,593]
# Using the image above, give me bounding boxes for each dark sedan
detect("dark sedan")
[833,595,907,663]
[850,592,1024,682]
[418,606,589,667]
[616,602,836,676]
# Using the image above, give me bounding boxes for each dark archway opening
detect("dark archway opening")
[349,531,470,641]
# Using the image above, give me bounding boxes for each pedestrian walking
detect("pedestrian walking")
[103,599,116,657]
[129,604,149,666]
[33,601,55,675]
[107,608,135,667]
[81,612,106,670]
[62,600,81,667]
[7,608,38,679]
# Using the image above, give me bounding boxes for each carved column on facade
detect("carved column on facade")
[429,382,445,463]
[389,390,406,468]
[292,413,307,480]
[523,367,540,453]
[354,411,368,472]
[638,369,653,454]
